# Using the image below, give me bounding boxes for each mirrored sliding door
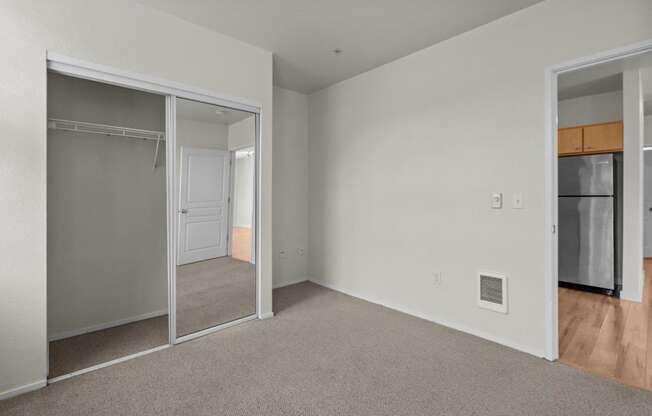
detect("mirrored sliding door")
[174,97,257,339]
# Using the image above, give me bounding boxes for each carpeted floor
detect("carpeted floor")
[176,256,256,337]
[48,315,169,378]
[48,256,255,378]
[5,282,652,415]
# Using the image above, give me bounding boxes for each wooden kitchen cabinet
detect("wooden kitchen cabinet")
[582,121,623,153]
[558,121,623,157]
[558,127,583,156]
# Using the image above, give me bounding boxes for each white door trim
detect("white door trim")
[544,38,652,362]
[227,151,236,258]
[46,52,261,114]
[44,52,265,379]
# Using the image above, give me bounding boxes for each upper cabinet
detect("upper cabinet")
[558,121,623,157]
[558,127,582,155]
[583,122,623,154]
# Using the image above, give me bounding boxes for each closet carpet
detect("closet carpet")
[6,282,652,415]
[49,315,168,378]
[49,256,255,378]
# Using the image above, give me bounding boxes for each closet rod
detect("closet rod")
[47,118,165,142]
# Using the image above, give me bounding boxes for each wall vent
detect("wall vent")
[478,272,507,314]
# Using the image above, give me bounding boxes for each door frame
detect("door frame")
[45,52,265,377]
[228,145,256,263]
[544,38,652,361]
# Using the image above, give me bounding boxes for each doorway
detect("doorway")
[231,146,255,263]
[547,40,652,390]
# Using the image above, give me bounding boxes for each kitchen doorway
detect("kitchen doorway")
[546,40,652,390]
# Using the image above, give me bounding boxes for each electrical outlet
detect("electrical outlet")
[433,272,443,287]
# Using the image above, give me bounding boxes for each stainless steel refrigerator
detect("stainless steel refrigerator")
[558,154,616,291]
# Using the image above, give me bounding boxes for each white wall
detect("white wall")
[307,0,652,357]
[176,118,229,185]
[228,116,256,150]
[273,87,309,289]
[233,151,255,228]
[622,69,646,302]
[47,73,168,340]
[177,119,228,150]
[644,148,652,257]
[645,116,652,258]
[558,90,623,128]
[0,0,272,398]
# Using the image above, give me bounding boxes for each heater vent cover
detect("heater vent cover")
[478,272,507,313]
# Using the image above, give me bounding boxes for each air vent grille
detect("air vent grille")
[480,275,503,304]
[478,272,507,313]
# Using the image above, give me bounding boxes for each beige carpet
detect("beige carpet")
[48,256,255,378]
[176,256,256,337]
[4,282,652,415]
[48,316,168,378]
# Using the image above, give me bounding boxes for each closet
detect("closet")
[47,73,168,379]
[46,65,260,380]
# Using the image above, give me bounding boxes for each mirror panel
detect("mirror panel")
[175,97,256,338]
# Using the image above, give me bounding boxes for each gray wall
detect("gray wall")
[47,73,167,340]
[273,87,309,288]
[558,90,623,128]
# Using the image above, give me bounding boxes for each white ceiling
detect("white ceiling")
[138,0,543,93]
[176,98,253,125]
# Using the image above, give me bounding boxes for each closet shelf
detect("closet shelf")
[48,118,165,169]
[47,118,165,142]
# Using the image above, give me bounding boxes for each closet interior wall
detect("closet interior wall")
[47,73,168,376]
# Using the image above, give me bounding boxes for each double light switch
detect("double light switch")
[491,192,523,209]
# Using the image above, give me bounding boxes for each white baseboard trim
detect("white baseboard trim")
[620,289,643,303]
[273,277,308,289]
[258,311,274,320]
[312,279,545,358]
[0,379,46,401]
[49,309,168,341]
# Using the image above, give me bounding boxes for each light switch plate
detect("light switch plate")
[512,193,523,209]
[491,193,503,209]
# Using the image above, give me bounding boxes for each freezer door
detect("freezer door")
[559,196,614,289]
[558,154,613,196]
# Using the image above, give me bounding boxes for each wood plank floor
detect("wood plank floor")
[231,226,252,262]
[559,258,652,391]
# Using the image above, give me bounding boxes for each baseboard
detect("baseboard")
[0,379,46,401]
[620,289,643,303]
[620,267,645,303]
[48,309,168,341]
[311,279,545,358]
[258,311,274,320]
[273,276,308,289]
